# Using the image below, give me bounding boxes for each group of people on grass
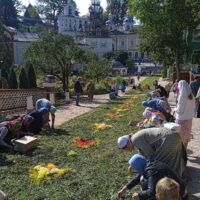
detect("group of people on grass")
[0,98,56,151]
[117,78,198,200]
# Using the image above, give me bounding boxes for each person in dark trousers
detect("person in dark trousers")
[74,78,83,106]
[156,85,168,98]
[117,154,187,200]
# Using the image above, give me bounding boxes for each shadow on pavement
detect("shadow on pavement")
[187,165,200,200]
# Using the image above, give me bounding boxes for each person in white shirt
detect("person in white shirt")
[175,80,195,148]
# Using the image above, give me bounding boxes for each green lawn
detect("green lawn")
[0,78,156,200]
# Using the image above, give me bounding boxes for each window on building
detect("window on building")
[131,40,134,46]
[121,40,125,46]
[69,6,72,16]
[129,52,132,56]
[141,52,144,59]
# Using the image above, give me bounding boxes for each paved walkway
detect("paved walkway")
[54,76,146,127]
[158,78,200,200]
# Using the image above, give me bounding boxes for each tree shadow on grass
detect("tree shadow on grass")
[0,154,15,166]
[43,128,71,137]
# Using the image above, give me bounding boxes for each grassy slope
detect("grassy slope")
[0,77,157,200]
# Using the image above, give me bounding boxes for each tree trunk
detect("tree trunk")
[62,74,66,92]
[175,49,181,81]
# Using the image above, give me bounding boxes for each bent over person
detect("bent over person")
[35,98,56,129]
[117,127,183,176]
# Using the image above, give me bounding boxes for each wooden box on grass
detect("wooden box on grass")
[14,136,37,153]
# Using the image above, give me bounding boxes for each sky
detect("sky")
[21,0,107,16]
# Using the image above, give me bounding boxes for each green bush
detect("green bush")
[19,67,29,89]
[27,63,37,88]
[8,68,18,89]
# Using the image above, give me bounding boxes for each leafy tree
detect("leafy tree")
[83,52,113,82]
[37,0,67,30]
[106,0,128,24]
[0,0,18,28]
[27,63,37,88]
[0,21,12,72]
[126,57,135,72]
[9,68,18,89]
[1,69,9,81]
[116,51,128,66]
[19,67,28,89]
[103,51,116,59]
[23,4,43,26]
[24,32,85,92]
[129,0,200,80]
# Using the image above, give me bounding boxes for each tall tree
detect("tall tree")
[9,68,18,89]
[19,67,28,89]
[129,0,200,80]
[0,21,12,73]
[0,0,18,28]
[24,32,86,92]
[106,0,128,24]
[27,63,37,88]
[37,0,67,30]
[23,4,43,26]
[83,52,113,82]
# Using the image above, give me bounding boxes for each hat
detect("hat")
[117,135,129,149]
[128,154,147,175]
[50,106,56,114]
[152,115,162,122]
[143,108,152,119]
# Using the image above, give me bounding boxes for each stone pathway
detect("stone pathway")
[158,78,200,200]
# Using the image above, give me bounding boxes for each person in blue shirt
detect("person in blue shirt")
[35,98,56,129]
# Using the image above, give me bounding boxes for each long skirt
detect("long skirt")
[175,118,193,145]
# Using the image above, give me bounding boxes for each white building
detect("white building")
[57,0,88,37]
[13,32,39,66]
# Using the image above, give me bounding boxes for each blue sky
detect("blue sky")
[21,0,107,16]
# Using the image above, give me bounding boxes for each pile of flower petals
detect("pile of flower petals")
[29,163,73,184]
[105,113,123,118]
[72,137,100,148]
[92,123,113,130]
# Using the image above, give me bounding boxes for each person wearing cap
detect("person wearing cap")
[0,120,22,150]
[35,98,56,129]
[117,154,186,200]
[117,127,183,176]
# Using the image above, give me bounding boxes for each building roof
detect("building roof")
[14,32,39,42]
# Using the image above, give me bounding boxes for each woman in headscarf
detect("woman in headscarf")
[117,127,183,176]
[0,120,22,150]
[117,154,186,200]
[175,80,195,148]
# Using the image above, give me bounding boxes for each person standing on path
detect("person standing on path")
[120,80,126,93]
[87,82,95,102]
[74,78,83,106]
[175,80,195,148]
[190,76,200,116]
